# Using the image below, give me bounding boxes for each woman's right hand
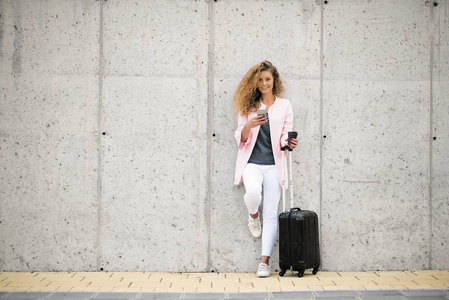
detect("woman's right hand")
[240,115,268,143]
[244,114,268,129]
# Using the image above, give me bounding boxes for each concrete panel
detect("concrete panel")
[322,0,429,81]
[0,1,99,271]
[322,1,431,271]
[431,0,449,269]
[99,0,209,271]
[102,0,209,77]
[0,0,99,76]
[321,81,430,271]
[212,0,321,79]
[209,0,321,272]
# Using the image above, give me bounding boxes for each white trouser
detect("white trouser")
[242,163,281,258]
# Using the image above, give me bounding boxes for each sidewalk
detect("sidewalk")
[1,270,448,293]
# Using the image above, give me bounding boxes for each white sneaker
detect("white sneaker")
[248,215,261,238]
[257,262,270,277]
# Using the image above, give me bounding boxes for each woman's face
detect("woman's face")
[258,70,274,96]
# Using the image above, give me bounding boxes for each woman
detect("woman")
[233,61,298,277]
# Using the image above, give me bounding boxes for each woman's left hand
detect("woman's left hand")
[288,138,298,150]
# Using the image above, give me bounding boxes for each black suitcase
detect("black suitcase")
[278,140,320,277]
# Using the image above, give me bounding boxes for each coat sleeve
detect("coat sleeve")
[280,101,294,148]
[234,113,252,150]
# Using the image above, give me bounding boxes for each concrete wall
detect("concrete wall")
[0,0,448,272]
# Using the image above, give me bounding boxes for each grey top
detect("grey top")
[248,117,275,165]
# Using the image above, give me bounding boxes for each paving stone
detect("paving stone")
[360,295,405,300]
[359,289,405,300]
[48,292,95,299]
[313,298,358,300]
[139,293,182,300]
[94,292,138,299]
[227,292,269,298]
[315,290,360,298]
[276,295,314,299]
[271,291,315,299]
[183,293,225,299]
[405,297,447,300]
[402,290,448,297]
[271,296,314,300]
[222,298,265,300]
[3,292,51,299]
[360,290,403,296]
[4,297,43,300]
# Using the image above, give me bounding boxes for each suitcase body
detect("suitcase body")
[278,139,320,277]
[278,208,320,277]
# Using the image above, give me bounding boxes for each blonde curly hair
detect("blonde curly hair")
[233,61,284,116]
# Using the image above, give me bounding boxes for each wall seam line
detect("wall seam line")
[428,3,434,270]
[96,0,104,272]
[206,0,215,273]
[319,0,325,270]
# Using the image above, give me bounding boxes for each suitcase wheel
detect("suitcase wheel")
[279,269,286,277]
[313,267,319,275]
[298,269,305,277]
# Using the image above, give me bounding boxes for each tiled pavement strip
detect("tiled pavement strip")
[0,270,448,299]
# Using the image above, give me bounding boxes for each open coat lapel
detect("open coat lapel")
[234,98,294,186]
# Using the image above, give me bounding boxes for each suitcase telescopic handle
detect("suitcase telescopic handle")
[281,150,286,212]
[281,132,296,212]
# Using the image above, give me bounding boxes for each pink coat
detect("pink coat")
[234,97,294,186]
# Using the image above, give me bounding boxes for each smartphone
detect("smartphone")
[257,109,266,116]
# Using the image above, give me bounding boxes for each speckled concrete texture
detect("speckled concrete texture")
[1,0,449,273]
[98,0,210,271]
[431,0,449,269]
[321,0,433,271]
[0,0,100,270]
[321,81,431,270]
